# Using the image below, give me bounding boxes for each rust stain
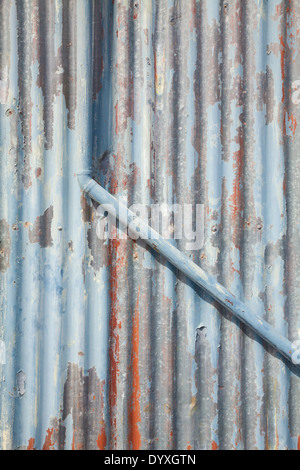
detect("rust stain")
[35,167,42,178]
[128,287,141,450]
[230,145,243,226]
[121,162,141,190]
[212,440,218,451]
[40,419,65,451]
[109,239,121,449]
[27,438,35,450]
[273,3,284,21]
[29,206,54,248]
[71,432,75,450]
[47,419,65,450]
[133,2,139,20]
[42,428,55,451]
[189,0,196,32]
[276,423,279,451]
[288,113,297,138]
[143,28,149,45]
[71,431,84,451]
[298,436,300,450]
[283,173,287,196]
[279,35,286,104]
[227,117,246,254]
[97,425,107,450]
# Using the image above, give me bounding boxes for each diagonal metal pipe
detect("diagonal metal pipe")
[78,172,298,369]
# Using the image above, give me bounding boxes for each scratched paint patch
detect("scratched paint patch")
[16,370,26,397]
[256,66,275,125]
[28,206,54,248]
[36,0,77,149]
[42,418,66,451]
[26,363,106,450]
[62,363,106,450]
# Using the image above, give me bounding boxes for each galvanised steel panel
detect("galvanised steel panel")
[0,0,299,450]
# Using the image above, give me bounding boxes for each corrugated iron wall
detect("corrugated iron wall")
[0,0,300,450]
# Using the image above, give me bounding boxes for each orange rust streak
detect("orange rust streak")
[230,148,243,223]
[279,35,286,104]
[109,239,121,449]
[70,429,83,451]
[298,436,300,450]
[97,425,107,450]
[229,122,245,251]
[27,438,35,450]
[212,441,219,451]
[283,173,287,196]
[289,113,297,137]
[128,287,141,450]
[43,428,55,451]
[189,0,196,32]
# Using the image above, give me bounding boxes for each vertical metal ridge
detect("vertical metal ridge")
[170,0,196,450]
[240,0,263,450]
[218,0,243,450]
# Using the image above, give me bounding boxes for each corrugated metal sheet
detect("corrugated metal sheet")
[0,0,300,451]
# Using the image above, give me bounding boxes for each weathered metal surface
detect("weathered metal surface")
[0,0,300,451]
[78,173,298,367]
